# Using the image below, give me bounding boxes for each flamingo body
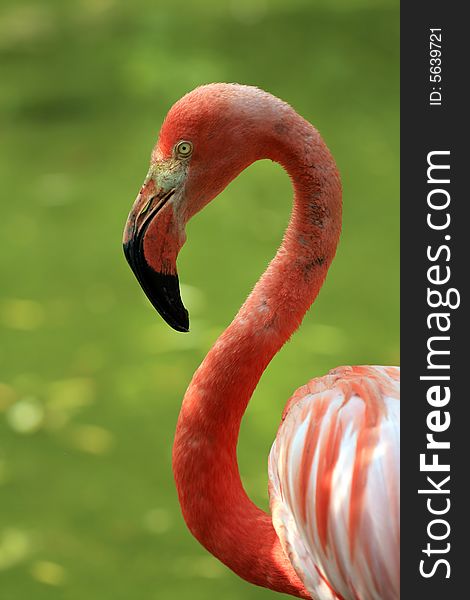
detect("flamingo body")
[269,366,400,600]
[123,83,400,599]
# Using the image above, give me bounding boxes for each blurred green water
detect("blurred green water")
[0,0,399,598]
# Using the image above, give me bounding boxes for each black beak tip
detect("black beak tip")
[123,240,190,334]
[170,313,190,333]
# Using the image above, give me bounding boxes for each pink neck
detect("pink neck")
[172,113,342,598]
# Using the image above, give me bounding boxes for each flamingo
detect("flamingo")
[123,83,400,600]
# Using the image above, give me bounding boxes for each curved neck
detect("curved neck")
[172,115,341,598]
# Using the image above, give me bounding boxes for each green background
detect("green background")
[0,0,399,598]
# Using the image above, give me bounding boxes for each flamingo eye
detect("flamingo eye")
[175,141,193,158]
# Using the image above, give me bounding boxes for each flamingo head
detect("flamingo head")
[123,83,283,332]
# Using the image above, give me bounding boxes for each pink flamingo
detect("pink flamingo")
[123,84,399,600]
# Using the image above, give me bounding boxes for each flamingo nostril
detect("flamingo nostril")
[139,195,156,217]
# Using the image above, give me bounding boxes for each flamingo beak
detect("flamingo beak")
[123,182,189,333]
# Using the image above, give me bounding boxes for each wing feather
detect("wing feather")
[269,366,400,600]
